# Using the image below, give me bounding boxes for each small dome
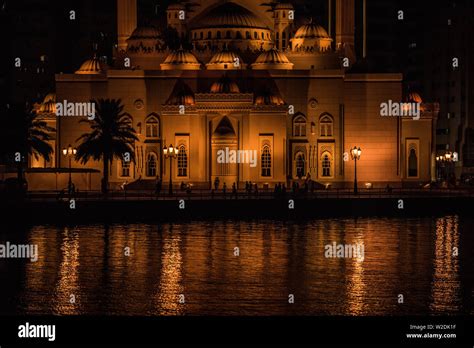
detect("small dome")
[210,75,240,93]
[160,48,201,70]
[127,26,164,52]
[254,89,285,106]
[39,93,56,114]
[274,3,294,10]
[129,26,161,39]
[167,3,185,11]
[75,56,106,75]
[407,92,423,103]
[166,80,195,106]
[206,50,245,70]
[252,48,293,69]
[291,21,332,53]
[294,22,330,39]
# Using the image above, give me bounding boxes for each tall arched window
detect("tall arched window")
[321,152,332,177]
[226,30,231,39]
[121,160,131,177]
[320,115,333,137]
[408,147,418,177]
[261,144,272,177]
[177,145,188,177]
[246,31,251,39]
[236,31,242,39]
[254,32,258,39]
[296,153,306,178]
[293,115,307,137]
[146,153,157,177]
[208,31,212,39]
[217,31,221,39]
[146,116,159,138]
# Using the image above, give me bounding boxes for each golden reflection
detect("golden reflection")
[152,228,184,315]
[430,215,460,313]
[23,226,60,313]
[345,226,366,315]
[52,227,81,314]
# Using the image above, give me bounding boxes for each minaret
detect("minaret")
[273,3,294,50]
[167,3,187,39]
[117,0,137,51]
[335,0,355,58]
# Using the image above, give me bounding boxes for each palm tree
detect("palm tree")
[3,103,56,183]
[75,98,138,194]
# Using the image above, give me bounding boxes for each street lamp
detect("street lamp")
[163,144,179,195]
[435,156,442,181]
[350,146,361,195]
[62,144,77,194]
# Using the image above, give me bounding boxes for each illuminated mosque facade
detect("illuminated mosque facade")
[32,0,438,190]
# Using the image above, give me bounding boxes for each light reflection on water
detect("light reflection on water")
[1,216,472,316]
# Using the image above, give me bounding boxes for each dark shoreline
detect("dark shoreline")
[2,196,473,224]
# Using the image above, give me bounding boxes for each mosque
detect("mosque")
[31,0,438,191]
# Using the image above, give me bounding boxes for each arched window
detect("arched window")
[254,32,258,39]
[226,30,231,39]
[208,31,212,39]
[120,115,133,129]
[246,31,251,39]
[261,32,264,39]
[121,160,131,177]
[217,31,221,39]
[177,145,188,177]
[261,144,271,177]
[146,153,157,177]
[293,115,307,137]
[319,115,333,137]
[236,31,242,39]
[296,153,305,178]
[193,32,197,39]
[408,147,418,177]
[146,116,159,138]
[321,152,332,177]
[200,31,204,39]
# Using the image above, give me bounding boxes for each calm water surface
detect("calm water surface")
[0,216,473,315]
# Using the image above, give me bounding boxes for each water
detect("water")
[0,216,473,316]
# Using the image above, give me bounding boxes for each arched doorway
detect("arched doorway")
[211,116,238,188]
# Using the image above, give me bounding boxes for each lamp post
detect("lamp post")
[62,144,77,194]
[350,146,361,195]
[163,144,179,195]
[435,156,442,181]
[444,151,458,185]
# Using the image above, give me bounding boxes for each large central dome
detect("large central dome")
[190,2,273,51]
[191,2,268,29]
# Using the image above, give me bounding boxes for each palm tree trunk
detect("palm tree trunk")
[102,153,109,194]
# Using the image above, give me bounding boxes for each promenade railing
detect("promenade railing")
[25,187,474,202]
